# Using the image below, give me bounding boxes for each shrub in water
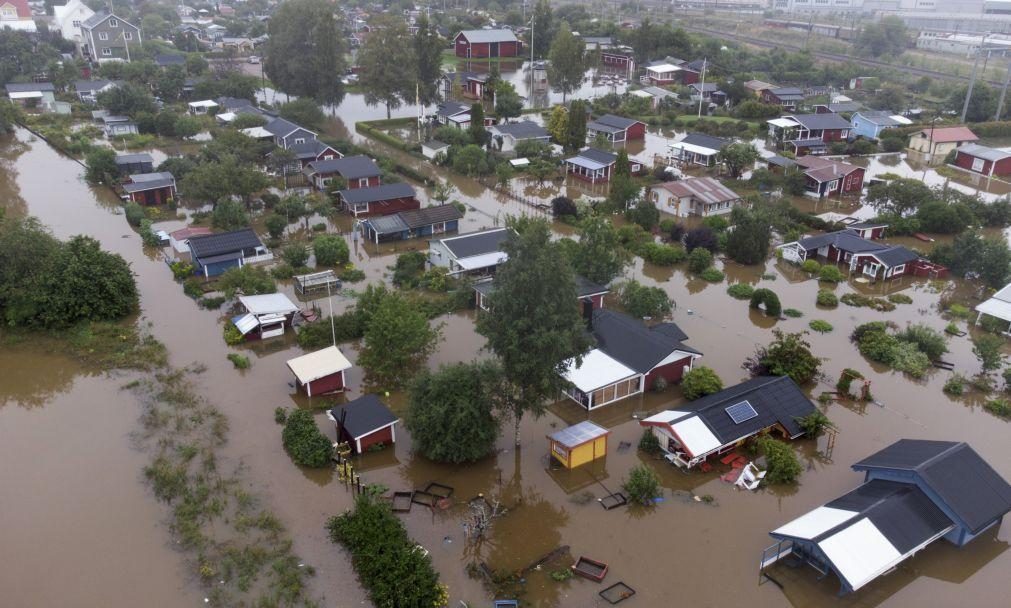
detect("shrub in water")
[984,398,1011,417]
[756,435,802,484]
[282,409,333,468]
[638,429,662,455]
[943,374,967,396]
[817,265,844,283]
[887,293,913,304]
[800,259,820,274]
[700,267,724,282]
[727,283,755,299]
[816,289,838,307]
[623,464,661,506]
[796,411,833,437]
[783,308,803,318]
[809,320,833,333]
[681,366,723,400]
[223,323,244,346]
[750,288,781,317]
[687,247,713,274]
[946,303,971,319]
[227,353,250,369]
[274,407,288,424]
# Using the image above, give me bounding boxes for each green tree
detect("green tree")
[173,115,202,138]
[278,98,327,131]
[468,102,488,147]
[565,100,587,151]
[494,81,523,121]
[623,464,661,506]
[573,216,628,285]
[476,220,592,445]
[855,16,908,58]
[619,280,672,319]
[282,243,309,267]
[358,16,415,119]
[413,16,444,105]
[211,199,250,231]
[358,292,442,389]
[724,208,771,265]
[681,366,723,400]
[547,22,586,102]
[155,65,186,101]
[745,330,821,385]
[180,156,270,207]
[546,105,568,145]
[85,148,118,184]
[687,247,713,274]
[717,143,759,179]
[313,234,349,267]
[749,287,782,317]
[265,214,287,240]
[973,334,1005,374]
[97,82,155,116]
[866,178,935,216]
[406,361,504,463]
[264,0,347,104]
[757,435,803,484]
[529,0,555,58]
[281,409,332,468]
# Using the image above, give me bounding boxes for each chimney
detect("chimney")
[582,298,594,330]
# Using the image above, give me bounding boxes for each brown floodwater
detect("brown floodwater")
[5,104,1011,608]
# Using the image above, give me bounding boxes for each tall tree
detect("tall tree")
[573,216,629,285]
[476,219,592,446]
[565,99,587,151]
[468,102,488,146]
[717,143,759,179]
[264,0,347,104]
[547,22,585,102]
[529,0,555,59]
[358,16,416,119]
[546,105,568,144]
[494,81,523,121]
[724,207,771,265]
[413,16,444,105]
[358,291,442,389]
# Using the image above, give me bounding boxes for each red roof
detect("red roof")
[3,0,32,18]
[915,126,978,144]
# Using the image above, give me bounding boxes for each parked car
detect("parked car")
[247,55,261,64]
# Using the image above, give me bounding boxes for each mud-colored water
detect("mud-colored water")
[4,91,1011,608]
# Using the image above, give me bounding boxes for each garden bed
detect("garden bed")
[600,581,636,604]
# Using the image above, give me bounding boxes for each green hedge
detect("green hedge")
[281,409,332,468]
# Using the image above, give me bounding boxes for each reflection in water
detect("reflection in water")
[0,345,87,408]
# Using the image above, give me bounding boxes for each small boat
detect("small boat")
[913,232,935,242]
[572,556,609,582]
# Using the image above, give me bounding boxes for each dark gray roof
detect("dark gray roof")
[675,375,815,443]
[436,101,470,118]
[823,480,954,554]
[869,246,919,267]
[188,228,263,259]
[770,87,804,98]
[853,440,1011,533]
[155,54,186,66]
[264,117,311,138]
[588,114,640,132]
[685,59,707,72]
[114,153,153,165]
[330,395,398,439]
[440,228,511,259]
[397,204,463,229]
[74,79,116,93]
[848,221,887,230]
[766,155,797,169]
[123,172,174,192]
[493,120,548,140]
[790,113,852,131]
[6,82,55,93]
[681,132,730,151]
[590,309,699,374]
[796,230,886,254]
[288,140,337,160]
[311,155,380,179]
[691,82,721,93]
[338,183,415,204]
[574,275,609,298]
[216,96,254,110]
[364,214,409,235]
[578,148,617,165]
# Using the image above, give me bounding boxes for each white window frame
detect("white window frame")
[101,47,112,56]
[358,177,369,188]
[123,32,133,41]
[891,264,906,275]
[109,18,118,27]
[294,137,305,145]
[99,32,109,41]
[72,20,81,27]
[972,157,985,172]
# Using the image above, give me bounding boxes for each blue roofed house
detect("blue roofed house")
[850,110,913,140]
[586,113,646,144]
[74,79,119,103]
[187,228,272,277]
[428,228,512,276]
[263,117,317,150]
[488,120,550,153]
[765,440,1011,595]
[360,204,463,244]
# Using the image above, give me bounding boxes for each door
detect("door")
[491,42,499,58]
[863,262,880,277]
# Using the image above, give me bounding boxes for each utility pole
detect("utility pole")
[996,56,1011,120]
[697,57,706,118]
[529,15,534,105]
[962,33,989,123]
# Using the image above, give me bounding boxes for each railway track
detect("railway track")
[683,26,1004,88]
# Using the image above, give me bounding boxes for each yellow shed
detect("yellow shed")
[547,421,610,469]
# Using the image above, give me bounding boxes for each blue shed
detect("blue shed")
[187,228,270,277]
[763,440,1011,595]
[849,111,912,140]
[360,204,463,244]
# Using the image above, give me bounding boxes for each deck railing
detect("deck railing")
[244,252,275,265]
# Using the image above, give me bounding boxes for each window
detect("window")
[101,48,112,56]
[124,32,133,41]
[972,157,985,172]
[294,138,305,145]
[358,178,369,187]
[72,20,81,27]
[99,32,108,41]
[892,264,906,275]
[109,19,118,27]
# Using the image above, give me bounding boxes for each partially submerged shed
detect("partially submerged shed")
[327,395,399,454]
[233,293,299,340]
[287,345,352,396]
[975,282,1011,333]
[547,421,609,469]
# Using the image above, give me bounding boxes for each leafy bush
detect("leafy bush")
[946,303,971,319]
[638,429,662,455]
[264,214,287,240]
[809,320,833,333]
[623,464,661,506]
[783,308,803,318]
[183,277,203,299]
[817,265,844,283]
[313,234,350,267]
[727,283,755,299]
[687,247,713,274]
[223,322,244,346]
[326,494,443,607]
[620,280,672,319]
[681,366,723,400]
[796,411,833,437]
[551,196,578,217]
[124,202,146,226]
[684,226,718,252]
[217,266,276,298]
[282,243,310,268]
[841,293,895,311]
[745,330,821,385]
[750,288,782,317]
[281,409,332,468]
[943,374,967,396]
[639,242,686,265]
[984,398,1011,417]
[227,353,250,369]
[887,293,913,304]
[339,267,367,283]
[700,267,724,282]
[392,251,428,288]
[816,289,838,307]
[274,407,288,424]
[896,324,948,361]
[756,436,802,484]
[800,259,821,274]
[890,342,931,377]
[199,295,226,309]
[171,261,194,280]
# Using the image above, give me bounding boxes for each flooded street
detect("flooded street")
[4,81,1011,608]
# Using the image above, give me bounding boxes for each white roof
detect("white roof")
[287,345,352,384]
[216,111,237,122]
[889,115,913,125]
[188,100,218,108]
[976,283,1011,321]
[509,158,530,167]
[239,293,298,316]
[241,126,273,138]
[670,141,720,156]
[647,63,681,73]
[642,410,693,425]
[629,90,653,98]
[233,313,259,335]
[9,91,44,100]
[773,507,858,540]
[455,251,508,271]
[768,117,799,129]
[563,349,638,393]
[670,416,722,457]
[817,518,902,592]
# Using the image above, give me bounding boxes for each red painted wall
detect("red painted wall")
[644,356,694,387]
[626,122,646,140]
[822,128,847,142]
[681,70,700,85]
[363,196,421,217]
[841,168,865,193]
[954,151,1011,176]
[357,426,393,453]
[302,372,344,396]
[130,186,174,205]
[345,175,382,189]
[455,38,520,58]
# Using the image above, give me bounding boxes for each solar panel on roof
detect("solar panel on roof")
[726,400,758,424]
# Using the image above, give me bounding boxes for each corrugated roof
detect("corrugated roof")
[548,420,609,448]
[329,395,398,440]
[122,172,174,192]
[5,82,55,93]
[492,120,548,140]
[114,153,153,165]
[914,126,978,143]
[789,113,852,131]
[590,114,641,131]
[397,204,463,229]
[680,133,730,151]
[439,228,511,259]
[658,177,741,205]
[310,155,380,179]
[338,183,415,204]
[287,345,352,384]
[853,439,1011,534]
[239,293,298,316]
[188,228,263,258]
[455,29,519,44]
[364,214,409,235]
[957,143,1011,163]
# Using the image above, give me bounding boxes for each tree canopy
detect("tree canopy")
[358,16,415,119]
[264,0,347,104]
[573,216,629,285]
[358,291,442,389]
[547,22,586,102]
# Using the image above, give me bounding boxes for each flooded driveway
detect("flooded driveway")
[4,91,1011,608]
